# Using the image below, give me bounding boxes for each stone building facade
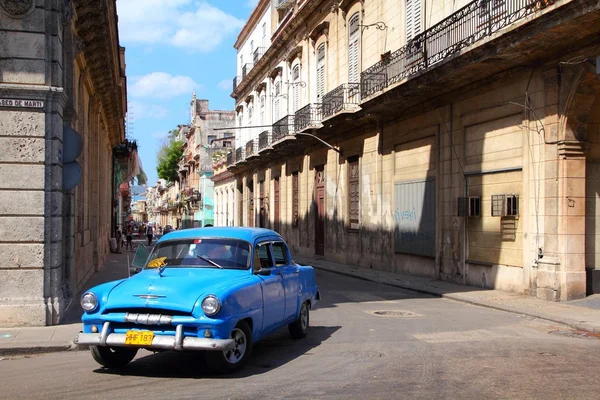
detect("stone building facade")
[0,0,127,326]
[219,0,600,301]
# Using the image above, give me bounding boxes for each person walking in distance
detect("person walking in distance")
[146,224,154,246]
[126,224,133,250]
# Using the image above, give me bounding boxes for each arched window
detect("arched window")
[274,81,281,121]
[292,64,301,112]
[259,95,266,125]
[316,43,326,99]
[348,13,360,83]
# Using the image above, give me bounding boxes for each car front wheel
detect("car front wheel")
[90,346,138,368]
[288,301,309,339]
[205,320,252,373]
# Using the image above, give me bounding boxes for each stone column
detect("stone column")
[0,1,67,326]
[538,66,594,301]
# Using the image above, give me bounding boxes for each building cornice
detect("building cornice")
[234,0,271,50]
[72,0,126,147]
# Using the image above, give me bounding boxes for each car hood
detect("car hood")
[104,268,252,314]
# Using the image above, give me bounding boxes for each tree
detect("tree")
[156,131,183,182]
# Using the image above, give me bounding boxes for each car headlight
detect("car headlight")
[81,292,98,312]
[201,295,221,316]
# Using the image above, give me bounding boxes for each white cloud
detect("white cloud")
[129,72,199,99]
[127,101,170,120]
[117,0,244,52]
[218,79,232,90]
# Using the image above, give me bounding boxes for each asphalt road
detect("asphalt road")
[2,270,599,400]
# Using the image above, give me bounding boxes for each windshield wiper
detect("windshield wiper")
[196,255,223,269]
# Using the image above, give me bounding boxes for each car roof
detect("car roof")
[157,227,280,243]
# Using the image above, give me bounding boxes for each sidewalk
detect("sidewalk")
[0,248,135,356]
[297,256,600,334]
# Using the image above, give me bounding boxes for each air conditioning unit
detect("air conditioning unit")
[491,194,519,217]
[458,197,481,217]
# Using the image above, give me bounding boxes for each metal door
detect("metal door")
[315,166,325,256]
[274,178,280,232]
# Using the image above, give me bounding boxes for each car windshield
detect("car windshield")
[145,238,251,270]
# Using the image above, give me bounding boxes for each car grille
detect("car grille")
[103,307,193,317]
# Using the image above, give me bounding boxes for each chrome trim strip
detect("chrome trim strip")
[76,332,235,351]
[124,313,174,325]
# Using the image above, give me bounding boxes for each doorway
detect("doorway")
[315,166,325,256]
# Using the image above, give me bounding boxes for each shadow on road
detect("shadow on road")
[92,325,340,379]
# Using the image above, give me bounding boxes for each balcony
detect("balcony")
[232,76,241,92]
[235,147,245,163]
[242,63,253,79]
[245,139,257,157]
[253,47,266,65]
[277,0,295,10]
[322,83,361,119]
[294,104,323,132]
[272,115,295,142]
[226,151,234,166]
[258,130,271,151]
[361,0,549,99]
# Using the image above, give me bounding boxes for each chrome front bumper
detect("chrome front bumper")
[75,322,235,352]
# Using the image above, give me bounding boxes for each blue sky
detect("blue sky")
[117,0,258,187]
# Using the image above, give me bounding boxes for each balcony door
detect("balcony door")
[315,166,325,256]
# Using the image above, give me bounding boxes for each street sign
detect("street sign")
[0,99,44,108]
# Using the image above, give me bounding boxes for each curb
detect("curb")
[312,264,600,334]
[0,341,88,357]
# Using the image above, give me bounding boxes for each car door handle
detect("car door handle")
[294,269,300,274]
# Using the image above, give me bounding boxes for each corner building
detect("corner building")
[216,0,600,301]
[0,1,127,325]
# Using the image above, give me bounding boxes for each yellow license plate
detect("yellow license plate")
[124,330,154,346]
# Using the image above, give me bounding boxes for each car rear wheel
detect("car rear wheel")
[288,301,309,339]
[205,320,252,373]
[90,346,138,368]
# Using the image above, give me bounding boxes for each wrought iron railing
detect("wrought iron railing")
[245,139,257,157]
[226,151,234,166]
[258,130,271,150]
[253,47,267,65]
[235,147,245,163]
[232,76,241,92]
[322,83,361,119]
[242,63,253,79]
[361,0,552,99]
[272,115,295,142]
[295,104,322,132]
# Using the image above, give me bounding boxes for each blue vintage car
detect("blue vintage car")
[76,227,320,372]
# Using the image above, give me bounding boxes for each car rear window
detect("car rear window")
[145,238,251,270]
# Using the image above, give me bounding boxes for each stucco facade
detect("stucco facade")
[218,0,600,301]
[0,0,127,326]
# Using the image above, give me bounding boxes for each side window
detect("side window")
[271,242,288,266]
[255,242,274,269]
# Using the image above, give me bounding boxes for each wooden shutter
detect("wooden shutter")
[406,0,422,42]
[348,159,360,230]
[292,64,300,112]
[274,82,280,120]
[317,44,326,98]
[292,172,299,227]
[348,13,360,83]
